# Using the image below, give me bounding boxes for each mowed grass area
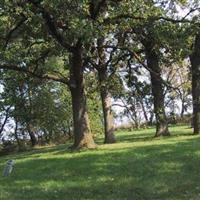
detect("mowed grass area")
[1,126,200,200]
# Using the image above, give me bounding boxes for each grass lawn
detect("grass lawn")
[1,125,200,200]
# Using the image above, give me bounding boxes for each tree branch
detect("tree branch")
[28,0,74,52]
[4,15,27,48]
[103,14,191,25]
[0,64,69,85]
[89,0,107,20]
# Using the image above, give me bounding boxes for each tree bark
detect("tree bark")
[0,106,11,136]
[98,68,116,143]
[69,45,96,149]
[145,41,170,137]
[179,91,187,119]
[130,99,140,129]
[14,120,21,149]
[180,99,185,119]
[190,34,200,134]
[140,100,149,123]
[27,124,37,147]
[97,38,116,144]
[149,112,154,126]
[25,86,38,147]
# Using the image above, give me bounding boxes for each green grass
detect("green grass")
[1,125,200,200]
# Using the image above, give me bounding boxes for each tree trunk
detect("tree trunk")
[26,86,38,147]
[190,34,200,134]
[149,112,154,126]
[130,99,140,129]
[69,45,96,150]
[0,106,11,136]
[180,100,185,119]
[98,69,116,143]
[140,100,149,123]
[27,124,37,147]
[97,38,116,144]
[67,126,73,139]
[14,120,21,149]
[145,41,170,137]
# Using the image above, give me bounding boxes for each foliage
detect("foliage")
[0,0,199,146]
[86,72,104,136]
[0,69,72,144]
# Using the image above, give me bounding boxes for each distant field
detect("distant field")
[1,125,200,200]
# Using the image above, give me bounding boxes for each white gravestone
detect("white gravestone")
[2,160,15,177]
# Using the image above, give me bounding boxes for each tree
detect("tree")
[163,62,192,119]
[0,0,102,149]
[126,0,192,135]
[1,0,195,149]
[96,39,116,143]
[0,66,73,147]
[190,33,200,134]
[0,0,147,149]
[114,68,154,128]
[86,74,104,138]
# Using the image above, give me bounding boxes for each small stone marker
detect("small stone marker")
[2,160,15,177]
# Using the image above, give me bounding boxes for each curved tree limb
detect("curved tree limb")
[0,64,69,85]
[28,0,74,52]
[4,15,27,49]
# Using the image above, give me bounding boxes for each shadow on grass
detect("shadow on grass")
[0,144,68,162]
[1,136,200,200]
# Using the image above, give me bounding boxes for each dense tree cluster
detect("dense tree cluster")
[0,0,199,151]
